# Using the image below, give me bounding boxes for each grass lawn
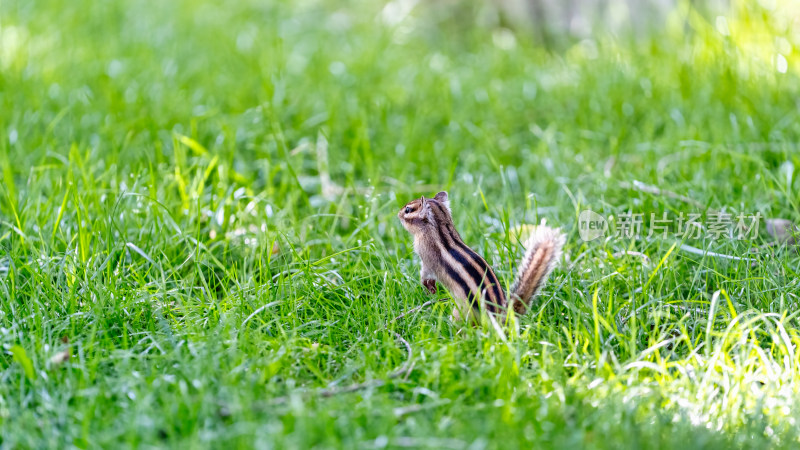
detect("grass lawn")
[2,0,800,448]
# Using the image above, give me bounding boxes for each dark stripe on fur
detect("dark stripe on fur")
[443,263,480,311]
[447,246,494,312]
[429,201,504,313]
[430,203,505,305]
[429,203,489,309]
[454,239,505,308]
[430,214,483,312]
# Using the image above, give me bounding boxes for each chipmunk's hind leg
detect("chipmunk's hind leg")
[450,298,480,325]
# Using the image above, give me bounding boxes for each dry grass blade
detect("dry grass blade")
[621,180,706,210]
[679,243,757,264]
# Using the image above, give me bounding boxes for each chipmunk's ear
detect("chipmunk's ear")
[420,196,434,221]
[434,191,450,210]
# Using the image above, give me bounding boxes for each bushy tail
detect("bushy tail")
[509,224,566,315]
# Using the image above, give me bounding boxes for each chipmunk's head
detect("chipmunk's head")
[398,191,451,235]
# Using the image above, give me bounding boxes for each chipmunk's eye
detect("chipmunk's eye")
[404,207,412,214]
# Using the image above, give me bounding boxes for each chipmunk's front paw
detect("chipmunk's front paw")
[422,278,437,294]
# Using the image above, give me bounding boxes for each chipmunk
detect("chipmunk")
[398,191,565,322]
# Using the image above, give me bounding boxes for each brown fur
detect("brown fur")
[398,191,565,322]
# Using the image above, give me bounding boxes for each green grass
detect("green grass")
[2,0,800,448]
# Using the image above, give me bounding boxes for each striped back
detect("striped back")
[426,199,506,313]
